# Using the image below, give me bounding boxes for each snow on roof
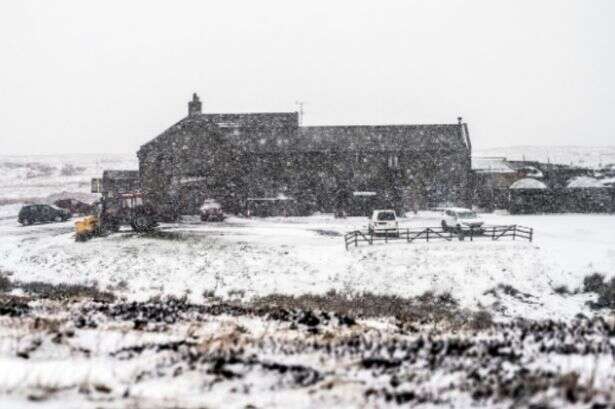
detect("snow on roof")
[472,157,516,173]
[566,176,605,188]
[519,166,544,178]
[510,178,547,189]
[474,146,615,169]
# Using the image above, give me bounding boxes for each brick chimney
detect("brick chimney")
[188,93,202,116]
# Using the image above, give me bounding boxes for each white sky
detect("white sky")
[1,0,613,155]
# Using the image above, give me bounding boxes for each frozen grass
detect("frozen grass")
[583,273,615,310]
[252,290,495,330]
[0,294,613,408]
[0,273,115,303]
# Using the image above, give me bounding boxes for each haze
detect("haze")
[1,0,614,155]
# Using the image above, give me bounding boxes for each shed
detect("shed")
[509,178,551,214]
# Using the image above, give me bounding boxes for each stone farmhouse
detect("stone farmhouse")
[136,94,473,217]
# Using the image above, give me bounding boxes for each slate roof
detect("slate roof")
[197,112,298,128]
[297,125,467,152]
[169,112,297,131]
[140,112,469,154]
[472,157,517,173]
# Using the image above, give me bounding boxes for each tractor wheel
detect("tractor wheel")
[131,214,155,232]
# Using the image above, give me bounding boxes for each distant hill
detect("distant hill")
[0,153,136,217]
[474,146,615,169]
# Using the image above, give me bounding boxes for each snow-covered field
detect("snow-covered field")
[1,212,613,320]
[475,145,615,169]
[1,153,615,407]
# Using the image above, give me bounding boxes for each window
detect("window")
[217,122,239,128]
[387,154,399,169]
[377,212,396,221]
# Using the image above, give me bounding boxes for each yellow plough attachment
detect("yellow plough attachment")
[75,216,99,242]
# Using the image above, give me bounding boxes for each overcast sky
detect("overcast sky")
[1,0,613,155]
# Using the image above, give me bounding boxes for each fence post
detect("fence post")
[426,228,430,242]
[406,228,410,243]
[530,228,533,242]
[491,227,496,240]
[513,225,516,240]
[355,233,358,247]
[370,231,373,245]
[470,228,473,242]
[385,231,388,243]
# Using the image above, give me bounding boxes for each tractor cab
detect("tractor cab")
[101,192,157,232]
[76,192,158,240]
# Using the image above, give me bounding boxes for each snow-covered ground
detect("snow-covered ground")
[1,212,613,321]
[475,145,615,169]
[1,295,613,408]
[2,154,615,407]
[1,153,613,320]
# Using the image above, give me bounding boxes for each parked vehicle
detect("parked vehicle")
[18,204,71,225]
[74,192,158,241]
[99,192,158,232]
[54,198,92,215]
[368,209,399,235]
[200,199,225,222]
[440,208,484,232]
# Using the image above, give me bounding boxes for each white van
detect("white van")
[368,209,399,235]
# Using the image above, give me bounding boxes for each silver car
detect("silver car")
[441,208,484,232]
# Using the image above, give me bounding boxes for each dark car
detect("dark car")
[18,204,71,225]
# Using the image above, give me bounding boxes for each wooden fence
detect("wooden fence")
[344,225,533,250]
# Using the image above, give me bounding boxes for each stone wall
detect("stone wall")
[138,120,472,217]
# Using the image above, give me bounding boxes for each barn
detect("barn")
[137,94,473,218]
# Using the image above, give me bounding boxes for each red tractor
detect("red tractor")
[75,192,158,241]
[99,192,158,232]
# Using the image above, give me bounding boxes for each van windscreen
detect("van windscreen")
[377,212,395,221]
